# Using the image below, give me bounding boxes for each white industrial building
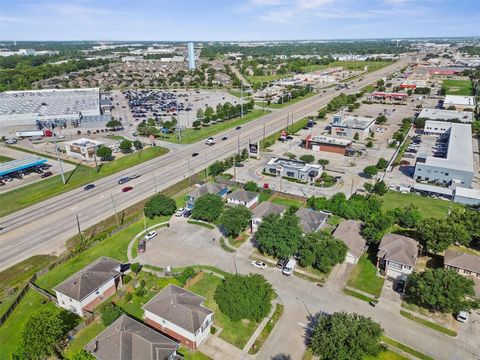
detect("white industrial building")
[417,108,473,123]
[64,138,104,162]
[443,95,476,111]
[413,121,474,187]
[330,114,375,140]
[454,187,480,206]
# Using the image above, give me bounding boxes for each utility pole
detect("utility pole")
[240,84,244,118]
[76,214,83,241]
[51,129,66,184]
[110,193,120,228]
[263,123,266,145]
[93,151,99,173]
[153,174,157,193]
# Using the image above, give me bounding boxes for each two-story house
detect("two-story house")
[377,234,419,279]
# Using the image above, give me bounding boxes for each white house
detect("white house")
[251,201,286,232]
[64,138,104,162]
[227,189,259,209]
[143,284,214,350]
[54,257,123,317]
[377,234,419,279]
[332,220,366,264]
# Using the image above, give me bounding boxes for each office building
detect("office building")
[303,134,353,155]
[264,157,322,182]
[188,42,195,70]
[64,138,104,162]
[417,108,473,123]
[443,95,476,111]
[330,114,375,140]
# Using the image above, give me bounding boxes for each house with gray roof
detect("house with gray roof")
[251,201,286,232]
[444,249,480,278]
[85,315,179,360]
[377,234,419,279]
[54,257,122,317]
[143,284,214,350]
[332,220,366,264]
[187,183,228,209]
[227,189,259,209]
[296,208,328,234]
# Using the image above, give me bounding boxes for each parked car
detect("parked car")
[276,258,288,269]
[183,209,192,218]
[0,181,5,186]
[122,186,133,192]
[41,172,53,178]
[118,176,130,185]
[456,311,469,323]
[251,261,267,270]
[394,275,407,293]
[282,259,296,276]
[175,208,186,217]
[144,231,157,241]
[84,184,95,191]
[235,126,242,130]
[138,240,146,253]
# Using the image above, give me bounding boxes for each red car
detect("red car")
[122,186,133,192]
[41,171,53,178]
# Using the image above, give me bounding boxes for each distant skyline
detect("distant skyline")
[1,0,479,41]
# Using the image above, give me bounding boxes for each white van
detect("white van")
[282,259,296,276]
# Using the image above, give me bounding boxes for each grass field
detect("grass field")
[228,89,251,98]
[399,310,457,337]
[300,60,393,73]
[381,191,458,219]
[0,154,14,162]
[347,252,385,297]
[365,350,410,360]
[0,146,169,217]
[63,321,106,359]
[382,336,434,360]
[159,109,268,144]
[247,74,286,83]
[255,91,316,109]
[271,196,305,208]
[187,273,258,349]
[178,347,213,360]
[442,79,473,96]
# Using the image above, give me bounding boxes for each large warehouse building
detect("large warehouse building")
[417,108,473,123]
[413,121,474,187]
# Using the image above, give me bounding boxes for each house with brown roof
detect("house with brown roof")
[227,189,259,209]
[377,234,419,279]
[54,257,123,317]
[85,315,179,360]
[143,284,214,350]
[332,220,366,264]
[444,250,480,278]
[251,201,286,232]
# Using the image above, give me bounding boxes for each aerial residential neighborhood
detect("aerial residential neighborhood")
[0,1,479,360]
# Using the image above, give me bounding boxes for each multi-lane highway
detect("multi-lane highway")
[0,59,409,271]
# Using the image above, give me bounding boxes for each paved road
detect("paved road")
[0,59,410,271]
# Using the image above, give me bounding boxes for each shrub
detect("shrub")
[98,302,124,326]
[144,194,176,218]
[124,292,132,302]
[299,154,315,163]
[130,262,142,275]
[210,326,217,334]
[175,267,196,284]
[135,288,146,297]
[123,275,132,284]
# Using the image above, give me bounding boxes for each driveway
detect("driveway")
[325,261,354,292]
[378,278,402,312]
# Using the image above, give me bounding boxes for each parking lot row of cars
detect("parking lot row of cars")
[0,164,53,186]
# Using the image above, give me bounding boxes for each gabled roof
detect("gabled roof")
[85,315,178,360]
[228,189,258,203]
[444,250,480,274]
[53,257,122,301]
[143,284,213,334]
[188,183,226,199]
[296,208,328,234]
[378,234,419,267]
[332,220,366,258]
[252,201,286,219]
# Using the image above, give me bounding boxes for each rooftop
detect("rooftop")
[443,95,476,107]
[444,249,480,274]
[266,157,322,172]
[296,208,328,234]
[454,187,480,201]
[378,234,419,267]
[227,189,258,203]
[331,114,375,130]
[333,220,366,258]
[310,135,352,146]
[65,138,104,147]
[418,108,473,123]
[252,201,286,219]
[0,156,47,177]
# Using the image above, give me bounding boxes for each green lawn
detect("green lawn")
[0,289,58,359]
[258,191,272,203]
[187,273,258,349]
[228,89,251,98]
[0,155,14,162]
[442,79,473,96]
[347,253,385,297]
[247,74,286,83]
[178,347,213,360]
[300,60,392,73]
[0,146,169,217]
[63,320,106,359]
[399,310,457,337]
[364,350,410,360]
[271,196,305,208]
[382,336,434,360]
[248,303,283,354]
[35,216,168,293]
[381,191,458,219]
[159,109,269,144]
[343,288,378,304]
[256,91,316,109]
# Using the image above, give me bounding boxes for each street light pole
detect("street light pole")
[51,129,66,184]
[110,193,120,228]
[153,174,157,193]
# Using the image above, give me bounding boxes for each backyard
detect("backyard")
[347,252,385,298]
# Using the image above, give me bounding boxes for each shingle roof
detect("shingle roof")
[53,257,122,301]
[143,284,213,334]
[378,234,419,267]
[252,201,286,219]
[444,250,480,274]
[332,220,366,258]
[296,208,328,233]
[85,315,178,360]
[228,189,258,203]
[188,183,225,199]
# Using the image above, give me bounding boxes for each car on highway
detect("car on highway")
[235,163,244,167]
[138,239,146,253]
[41,172,53,178]
[251,261,267,270]
[235,126,242,130]
[175,208,186,217]
[130,174,141,179]
[122,186,133,192]
[222,135,228,141]
[205,137,215,145]
[144,231,157,241]
[84,184,95,191]
[118,176,130,185]
[192,152,199,157]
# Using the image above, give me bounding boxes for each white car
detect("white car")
[205,137,215,145]
[251,261,267,270]
[456,311,469,323]
[144,231,157,241]
[175,208,186,217]
[130,174,141,179]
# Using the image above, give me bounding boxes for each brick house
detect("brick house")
[54,257,123,317]
[143,284,214,350]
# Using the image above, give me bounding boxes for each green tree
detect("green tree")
[363,165,378,178]
[144,194,176,218]
[133,140,143,150]
[106,119,122,129]
[353,132,360,141]
[72,350,96,360]
[214,274,273,322]
[318,159,329,166]
[417,218,471,253]
[98,302,124,326]
[192,193,224,222]
[406,269,478,313]
[372,180,388,196]
[299,154,315,163]
[376,158,388,170]
[375,115,387,124]
[366,140,373,148]
[119,139,132,153]
[130,262,141,274]
[318,108,327,119]
[220,206,252,238]
[394,204,422,228]
[244,181,259,192]
[298,231,347,272]
[96,145,112,160]
[361,212,395,244]
[309,312,384,360]
[192,120,202,129]
[19,308,70,360]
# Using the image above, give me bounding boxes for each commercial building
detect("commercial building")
[188,42,195,70]
[377,234,419,279]
[264,158,322,182]
[54,257,123,317]
[413,121,474,187]
[64,138,104,162]
[443,95,476,111]
[453,187,480,206]
[330,114,375,140]
[303,134,353,155]
[143,284,214,350]
[333,220,366,265]
[417,108,473,123]
[371,92,408,101]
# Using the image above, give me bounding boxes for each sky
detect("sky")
[0,0,479,41]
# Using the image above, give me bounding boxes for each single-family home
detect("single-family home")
[54,257,123,317]
[85,314,179,360]
[332,220,366,264]
[227,189,259,209]
[143,284,214,350]
[377,234,419,279]
[296,208,328,234]
[251,201,286,232]
[187,183,228,209]
[444,250,480,278]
